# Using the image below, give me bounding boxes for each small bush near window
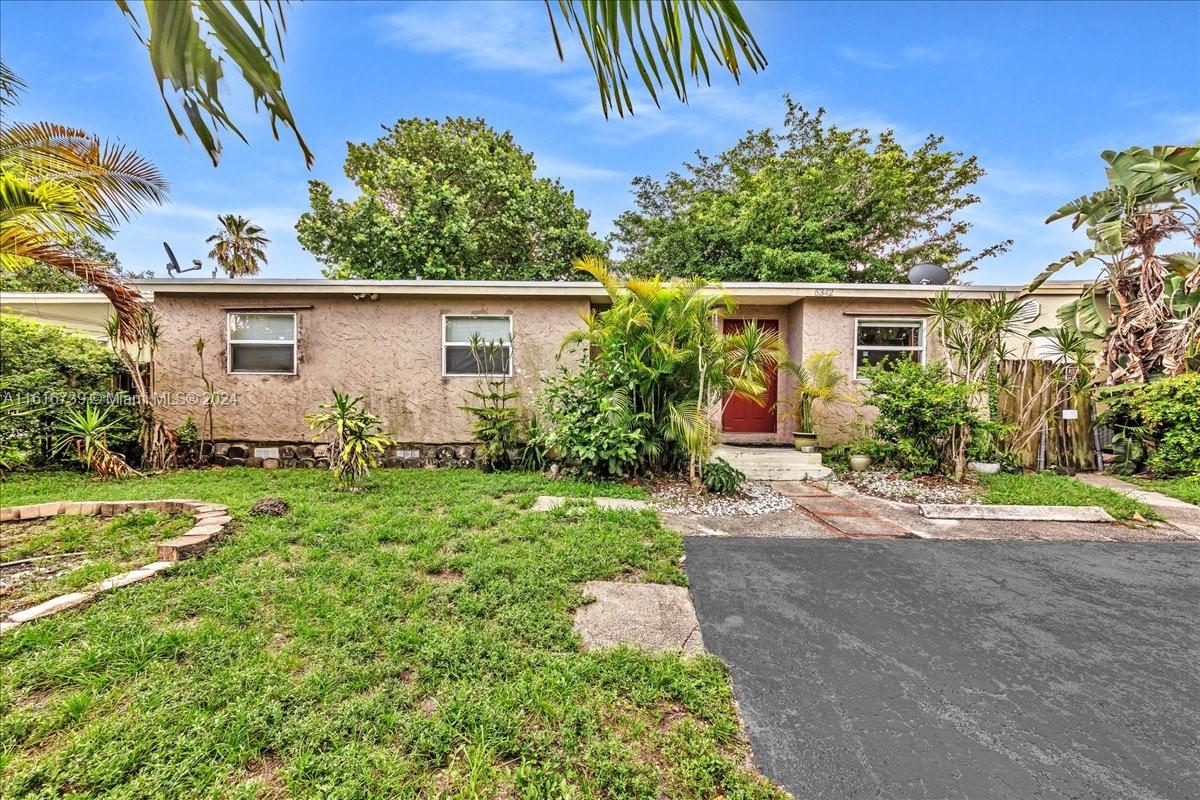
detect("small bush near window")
[1098,374,1200,476]
[862,359,985,477]
[702,458,746,494]
[459,335,523,469]
[533,363,644,479]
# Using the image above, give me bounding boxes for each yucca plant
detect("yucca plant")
[305,389,395,489]
[54,404,139,479]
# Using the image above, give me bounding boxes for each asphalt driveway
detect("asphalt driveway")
[685,539,1199,800]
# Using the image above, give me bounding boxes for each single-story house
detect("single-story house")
[2,279,1090,456]
[89,278,1088,452]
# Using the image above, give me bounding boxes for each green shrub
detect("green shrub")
[862,359,985,477]
[1098,374,1200,476]
[702,458,745,494]
[458,335,524,470]
[533,363,644,478]
[305,389,395,489]
[0,314,132,466]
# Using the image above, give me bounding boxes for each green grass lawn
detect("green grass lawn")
[0,468,784,799]
[977,472,1161,522]
[1127,475,1200,506]
[1,511,192,615]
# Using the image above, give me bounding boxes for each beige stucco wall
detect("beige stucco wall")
[150,293,587,442]
[795,297,945,446]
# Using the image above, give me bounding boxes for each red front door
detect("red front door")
[721,319,778,433]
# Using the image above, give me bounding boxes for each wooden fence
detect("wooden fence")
[997,360,1099,471]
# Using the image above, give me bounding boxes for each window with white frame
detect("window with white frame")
[854,319,924,379]
[443,315,512,376]
[227,312,296,374]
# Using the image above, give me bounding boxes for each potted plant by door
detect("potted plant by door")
[781,351,850,451]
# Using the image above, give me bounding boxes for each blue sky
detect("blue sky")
[3,0,1197,285]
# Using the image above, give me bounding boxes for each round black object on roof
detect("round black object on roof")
[908,263,951,285]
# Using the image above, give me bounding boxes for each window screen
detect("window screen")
[853,320,924,379]
[443,316,512,376]
[228,313,296,374]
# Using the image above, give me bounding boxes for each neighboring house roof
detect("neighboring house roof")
[0,292,147,342]
[133,278,1093,305]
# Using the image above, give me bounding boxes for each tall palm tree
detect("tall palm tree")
[113,0,766,167]
[206,214,270,277]
[0,65,168,337]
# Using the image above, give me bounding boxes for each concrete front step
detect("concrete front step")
[714,446,833,481]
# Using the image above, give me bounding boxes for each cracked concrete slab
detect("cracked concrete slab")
[530,496,651,512]
[920,503,1115,522]
[573,581,704,654]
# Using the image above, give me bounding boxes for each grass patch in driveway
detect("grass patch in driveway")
[978,472,1161,522]
[1127,475,1200,506]
[0,468,784,799]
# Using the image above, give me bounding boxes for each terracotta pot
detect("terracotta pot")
[793,431,819,451]
[849,455,872,472]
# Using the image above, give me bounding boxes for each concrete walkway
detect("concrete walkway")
[714,445,833,481]
[1076,474,1200,540]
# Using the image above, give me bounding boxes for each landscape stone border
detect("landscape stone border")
[0,499,232,634]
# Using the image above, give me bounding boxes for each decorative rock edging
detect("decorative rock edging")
[202,441,478,469]
[0,499,232,633]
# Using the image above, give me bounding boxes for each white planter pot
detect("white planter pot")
[849,455,872,472]
[968,461,1002,475]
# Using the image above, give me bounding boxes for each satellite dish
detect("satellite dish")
[163,242,202,277]
[908,263,951,286]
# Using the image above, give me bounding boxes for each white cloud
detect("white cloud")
[981,166,1073,197]
[144,202,303,233]
[535,155,623,182]
[838,46,897,70]
[378,1,569,74]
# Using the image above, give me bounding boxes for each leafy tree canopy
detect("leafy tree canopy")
[612,98,1010,283]
[296,117,605,280]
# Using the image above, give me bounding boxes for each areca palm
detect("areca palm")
[206,214,270,277]
[0,70,168,337]
[568,256,785,481]
[114,0,765,167]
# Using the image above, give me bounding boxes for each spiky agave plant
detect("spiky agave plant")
[54,403,139,479]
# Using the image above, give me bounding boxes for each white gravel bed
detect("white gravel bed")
[841,470,979,505]
[652,480,795,516]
